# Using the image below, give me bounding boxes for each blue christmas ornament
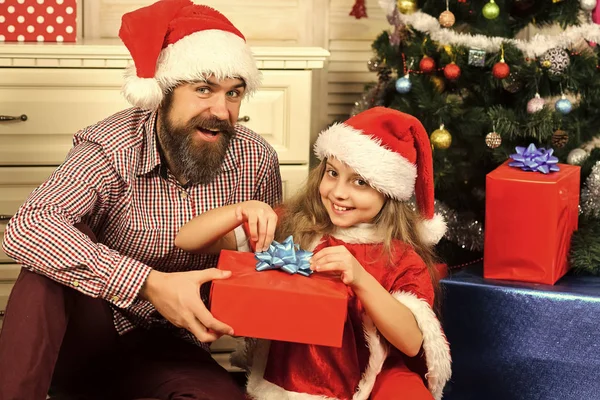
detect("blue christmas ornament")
[555,96,573,115]
[395,75,412,94]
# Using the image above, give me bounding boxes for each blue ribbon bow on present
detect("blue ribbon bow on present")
[509,143,560,174]
[255,235,313,277]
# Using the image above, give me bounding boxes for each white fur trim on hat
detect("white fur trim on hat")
[121,73,164,111]
[417,213,447,245]
[314,122,417,200]
[123,29,261,110]
[391,291,452,400]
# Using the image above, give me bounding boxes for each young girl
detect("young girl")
[176,107,452,400]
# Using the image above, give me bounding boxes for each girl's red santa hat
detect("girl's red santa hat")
[314,107,447,245]
[118,0,261,110]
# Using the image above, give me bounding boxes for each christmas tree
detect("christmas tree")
[351,0,600,273]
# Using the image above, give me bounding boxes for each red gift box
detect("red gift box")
[210,250,348,347]
[0,0,77,43]
[484,160,580,285]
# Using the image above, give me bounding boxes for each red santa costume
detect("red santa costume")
[242,108,452,400]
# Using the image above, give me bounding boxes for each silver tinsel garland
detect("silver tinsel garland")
[435,201,485,251]
[409,199,485,251]
[580,161,600,217]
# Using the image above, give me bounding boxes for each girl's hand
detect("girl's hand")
[310,245,367,288]
[235,201,277,252]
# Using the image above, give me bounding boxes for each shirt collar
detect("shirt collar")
[137,110,162,177]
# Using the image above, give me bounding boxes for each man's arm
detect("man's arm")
[2,141,151,309]
[254,148,283,208]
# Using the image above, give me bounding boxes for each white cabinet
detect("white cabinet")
[0,43,329,357]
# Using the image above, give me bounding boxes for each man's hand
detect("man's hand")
[140,268,234,342]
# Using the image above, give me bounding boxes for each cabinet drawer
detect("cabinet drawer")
[0,69,131,166]
[0,69,312,166]
[0,267,19,327]
[238,70,312,164]
[0,165,307,210]
[0,167,54,216]
[0,167,55,263]
[0,165,307,262]
[280,164,308,200]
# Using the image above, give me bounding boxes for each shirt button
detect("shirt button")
[180,191,188,199]
[72,280,79,287]
[111,295,120,303]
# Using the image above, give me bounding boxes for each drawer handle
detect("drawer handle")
[0,215,13,221]
[0,310,4,317]
[237,115,250,123]
[0,114,27,122]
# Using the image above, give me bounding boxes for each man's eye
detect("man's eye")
[227,90,240,98]
[197,87,210,94]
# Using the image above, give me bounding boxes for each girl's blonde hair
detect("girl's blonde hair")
[276,159,441,305]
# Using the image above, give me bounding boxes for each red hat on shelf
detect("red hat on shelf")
[119,0,261,110]
[314,107,446,245]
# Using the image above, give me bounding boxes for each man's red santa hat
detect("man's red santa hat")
[118,0,261,110]
[314,107,447,245]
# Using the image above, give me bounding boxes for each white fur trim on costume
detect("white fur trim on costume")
[123,29,261,110]
[331,223,385,244]
[314,123,417,201]
[391,291,452,400]
[121,72,164,110]
[353,316,388,400]
[417,213,447,245]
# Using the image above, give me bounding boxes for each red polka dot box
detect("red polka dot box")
[0,0,76,43]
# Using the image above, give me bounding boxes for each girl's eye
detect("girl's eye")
[326,169,338,177]
[355,179,367,186]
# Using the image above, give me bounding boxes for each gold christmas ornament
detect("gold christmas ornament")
[397,0,417,14]
[439,10,456,27]
[552,129,569,148]
[430,76,445,93]
[485,132,502,148]
[430,124,452,149]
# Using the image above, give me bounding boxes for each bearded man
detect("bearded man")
[0,1,281,399]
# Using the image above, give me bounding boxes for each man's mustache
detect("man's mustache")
[189,115,235,135]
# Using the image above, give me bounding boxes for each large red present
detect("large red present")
[484,160,580,285]
[0,0,77,43]
[210,250,349,347]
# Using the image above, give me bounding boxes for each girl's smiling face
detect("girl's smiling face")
[319,157,386,228]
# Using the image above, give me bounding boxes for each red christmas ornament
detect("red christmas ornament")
[419,56,436,73]
[444,63,461,80]
[492,61,510,79]
[349,0,368,19]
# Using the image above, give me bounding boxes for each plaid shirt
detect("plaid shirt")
[3,108,282,344]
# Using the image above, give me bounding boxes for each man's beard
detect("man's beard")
[158,109,235,186]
